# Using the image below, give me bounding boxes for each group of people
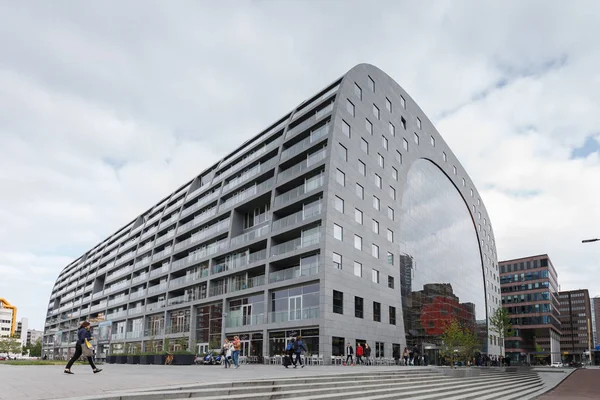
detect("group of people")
[284,336,308,368]
[221,336,242,368]
[344,343,427,366]
[343,342,372,365]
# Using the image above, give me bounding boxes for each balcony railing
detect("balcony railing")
[128,306,144,316]
[131,273,148,285]
[150,265,170,278]
[281,124,329,161]
[211,249,267,275]
[115,251,135,266]
[209,284,227,297]
[181,191,220,218]
[129,289,146,300]
[146,300,166,312]
[107,296,128,307]
[126,331,144,339]
[144,328,165,336]
[277,148,327,183]
[104,280,131,295]
[272,206,322,231]
[106,265,133,282]
[167,294,191,307]
[163,198,184,216]
[106,310,127,320]
[270,306,319,323]
[225,313,264,328]
[134,257,151,270]
[155,230,176,245]
[222,157,278,193]
[177,207,218,234]
[141,226,157,240]
[90,302,107,312]
[271,233,321,257]
[218,178,274,212]
[147,283,168,295]
[230,275,265,293]
[274,175,324,208]
[171,239,229,271]
[168,274,202,290]
[152,246,173,261]
[269,263,319,283]
[230,225,270,248]
[219,138,281,181]
[111,332,127,341]
[174,219,230,251]
[186,182,211,202]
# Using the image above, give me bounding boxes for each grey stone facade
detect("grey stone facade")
[43,64,501,362]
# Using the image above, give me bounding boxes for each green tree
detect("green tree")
[490,307,512,355]
[29,340,42,357]
[0,337,22,355]
[441,319,481,366]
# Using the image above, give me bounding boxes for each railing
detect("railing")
[219,138,281,180]
[222,157,278,193]
[211,249,267,274]
[149,265,170,278]
[129,289,146,300]
[96,264,112,276]
[181,191,220,218]
[290,85,338,123]
[106,310,127,320]
[136,242,153,255]
[118,239,138,254]
[230,225,269,248]
[152,247,173,261]
[111,332,127,341]
[277,148,327,183]
[155,230,175,245]
[128,306,144,316]
[164,324,189,335]
[104,280,131,295]
[126,331,144,339]
[106,265,133,282]
[168,274,201,289]
[163,198,184,215]
[115,251,135,266]
[145,301,166,312]
[230,275,265,293]
[141,226,157,240]
[272,206,322,231]
[171,239,229,270]
[271,233,321,256]
[177,207,218,233]
[147,283,168,295]
[209,284,227,297]
[281,124,329,160]
[90,302,107,312]
[175,219,230,251]
[144,328,165,336]
[108,296,128,307]
[219,178,274,211]
[167,294,191,307]
[269,263,319,283]
[159,215,178,231]
[274,175,324,207]
[186,182,212,202]
[134,257,151,270]
[226,313,264,328]
[270,307,320,323]
[131,273,148,284]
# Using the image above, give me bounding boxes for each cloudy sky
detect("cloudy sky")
[1,1,599,330]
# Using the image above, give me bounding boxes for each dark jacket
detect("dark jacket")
[364,346,371,357]
[294,340,307,354]
[346,345,354,355]
[77,327,92,346]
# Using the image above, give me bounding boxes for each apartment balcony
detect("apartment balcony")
[158,215,178,231]
[226,313,264,328]
[174,219,230,252]
[128,306,144,316]
[273,175,324,208]
[181,191,220,218]
[280,124,329,161]
[155,230,175,245]
[276,148,327,184]
[62,292,75,302]
[146,301,166,312]
[144,328,164,337]
[218,178,274,212]
[134,257,151,271]
[167,294,191,307]
[106,310,128,320]
[169,275,202,290]
[96,263,112,276]
[270,233,321,257]
[152,247,173,262]
[131,273,149,285]
[270,306,319,323]
[91,291,105,300]
[230,275,265,293]
[272,207,322,232]
[219,139,281,183]
[111,332,127,341]
[114,252,135,267]
[118,239,138,254]
[107,296,128,307]
[147,283,168,295]
[163,198,184,216]
[222,157,278,194]
[90,302,107,312]
[209,284,227,297]
[104,280,131,295]
[141,227,157,241]
[230,225,270,248]
[269,263,319,284]
[171,240,229,271]
[81,296,92,305]
[211,249,267,275]
[126,331,144,339]
[129,289,147,300]
[106,265,133,282]
[177,208,218,234]
[150,265,170,278]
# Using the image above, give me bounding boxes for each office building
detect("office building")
[27,329,43,346]
[558,289,591,363]
[0,298,17,337]
[14,317,28,346]
[43,64,500,362]
[592,296,600,346]
[500,254,561,364]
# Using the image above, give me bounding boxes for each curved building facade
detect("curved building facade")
[43,64,501,362]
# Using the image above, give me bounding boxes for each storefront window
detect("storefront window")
[269,328,319,356]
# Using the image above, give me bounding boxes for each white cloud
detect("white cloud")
[1,0,600,330]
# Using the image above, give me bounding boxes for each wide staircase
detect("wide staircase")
[85,368,545,400]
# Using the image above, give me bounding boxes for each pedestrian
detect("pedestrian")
[222,339,232,368]
[412,345,419,366]
[284,337,295,368]
[345,342,354,366]
[232,336,241,369]
[292,336,308,368]
[364,343,372,365]
[64,321,102,374]
[403,347,409,366]
[356,343,364,365]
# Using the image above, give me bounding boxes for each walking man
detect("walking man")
[293,336,308,368]
[345,342,354,366]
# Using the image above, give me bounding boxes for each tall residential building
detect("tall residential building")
[0,298,17,337]
[592,296,600,347]
[43,64,500,363]
[27,329,43,346]
[500,254,561,364]
[558,289,591,363]
[14,317,29,346]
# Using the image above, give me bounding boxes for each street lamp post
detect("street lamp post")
[582,238,598,366]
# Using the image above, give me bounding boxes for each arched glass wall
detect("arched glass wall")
[399,159,487,364]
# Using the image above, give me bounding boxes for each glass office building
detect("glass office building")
[43,64,501,362]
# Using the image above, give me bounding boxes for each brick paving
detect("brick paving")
[537,368,600,400]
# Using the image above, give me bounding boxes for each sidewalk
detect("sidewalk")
[537,368,600,400]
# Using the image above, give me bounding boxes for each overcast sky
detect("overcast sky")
[1,1,599,330]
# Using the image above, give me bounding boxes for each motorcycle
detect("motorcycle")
[202,354,222,365]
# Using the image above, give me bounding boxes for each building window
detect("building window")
[400,96,406,109]
[401,116,407,130]
[403,138,409,151]
[414,132,419,145]
[361,138,369,154]
[354,235,362,250]
[332,336,345,356]
[430,135,435,147]
[355,208,363,224]
[386,98,392,113]
[462,178,466,187]
[470,189,474,197]
[359,160,366,176]
[396,150,403,164]
[373,104,380,120]
[453,166,457,175]
[382,136,388,150]
[373,301,381,322]
[368,76,375,92]
[333,224,343,241]
[354,83,362,100]
[389,306,396,325]
[356,183,364,199]
[387,252,394,265]
[372,244,379,259]
[389,122,395,136]
[372,269,379,283]
[366,119,373,135]
[376,342,384,357]
[333,290,343,314]
[339,143,348,161]
[372,219,379,234]
[333,252,342,269]
[392,167,398,181]
[387,229,394,243]
[336,169,345,186]
[355,296,364,318]
[354,261,362,278]
[378,154,384,168]
[346,99,355,116]
[417,117,422,130]
[375,174,382,188]
[443,151,447,162]
[334,196,344,213]
[373,195,380,210]
[477,198,481,206]
[389,186,396,200]
[342,120,351,137]
[387,207,394,221]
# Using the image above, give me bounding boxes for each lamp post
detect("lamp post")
[582,238,598,365]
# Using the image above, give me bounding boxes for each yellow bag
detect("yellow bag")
[85,339,93,349]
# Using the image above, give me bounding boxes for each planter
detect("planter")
[106,355,116,364]
[115,355,127,364]
[140,355,154,365]
[127,355,140,364]
[153,354,165,365]
[172,354,195,365]
[441,368,481,378]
